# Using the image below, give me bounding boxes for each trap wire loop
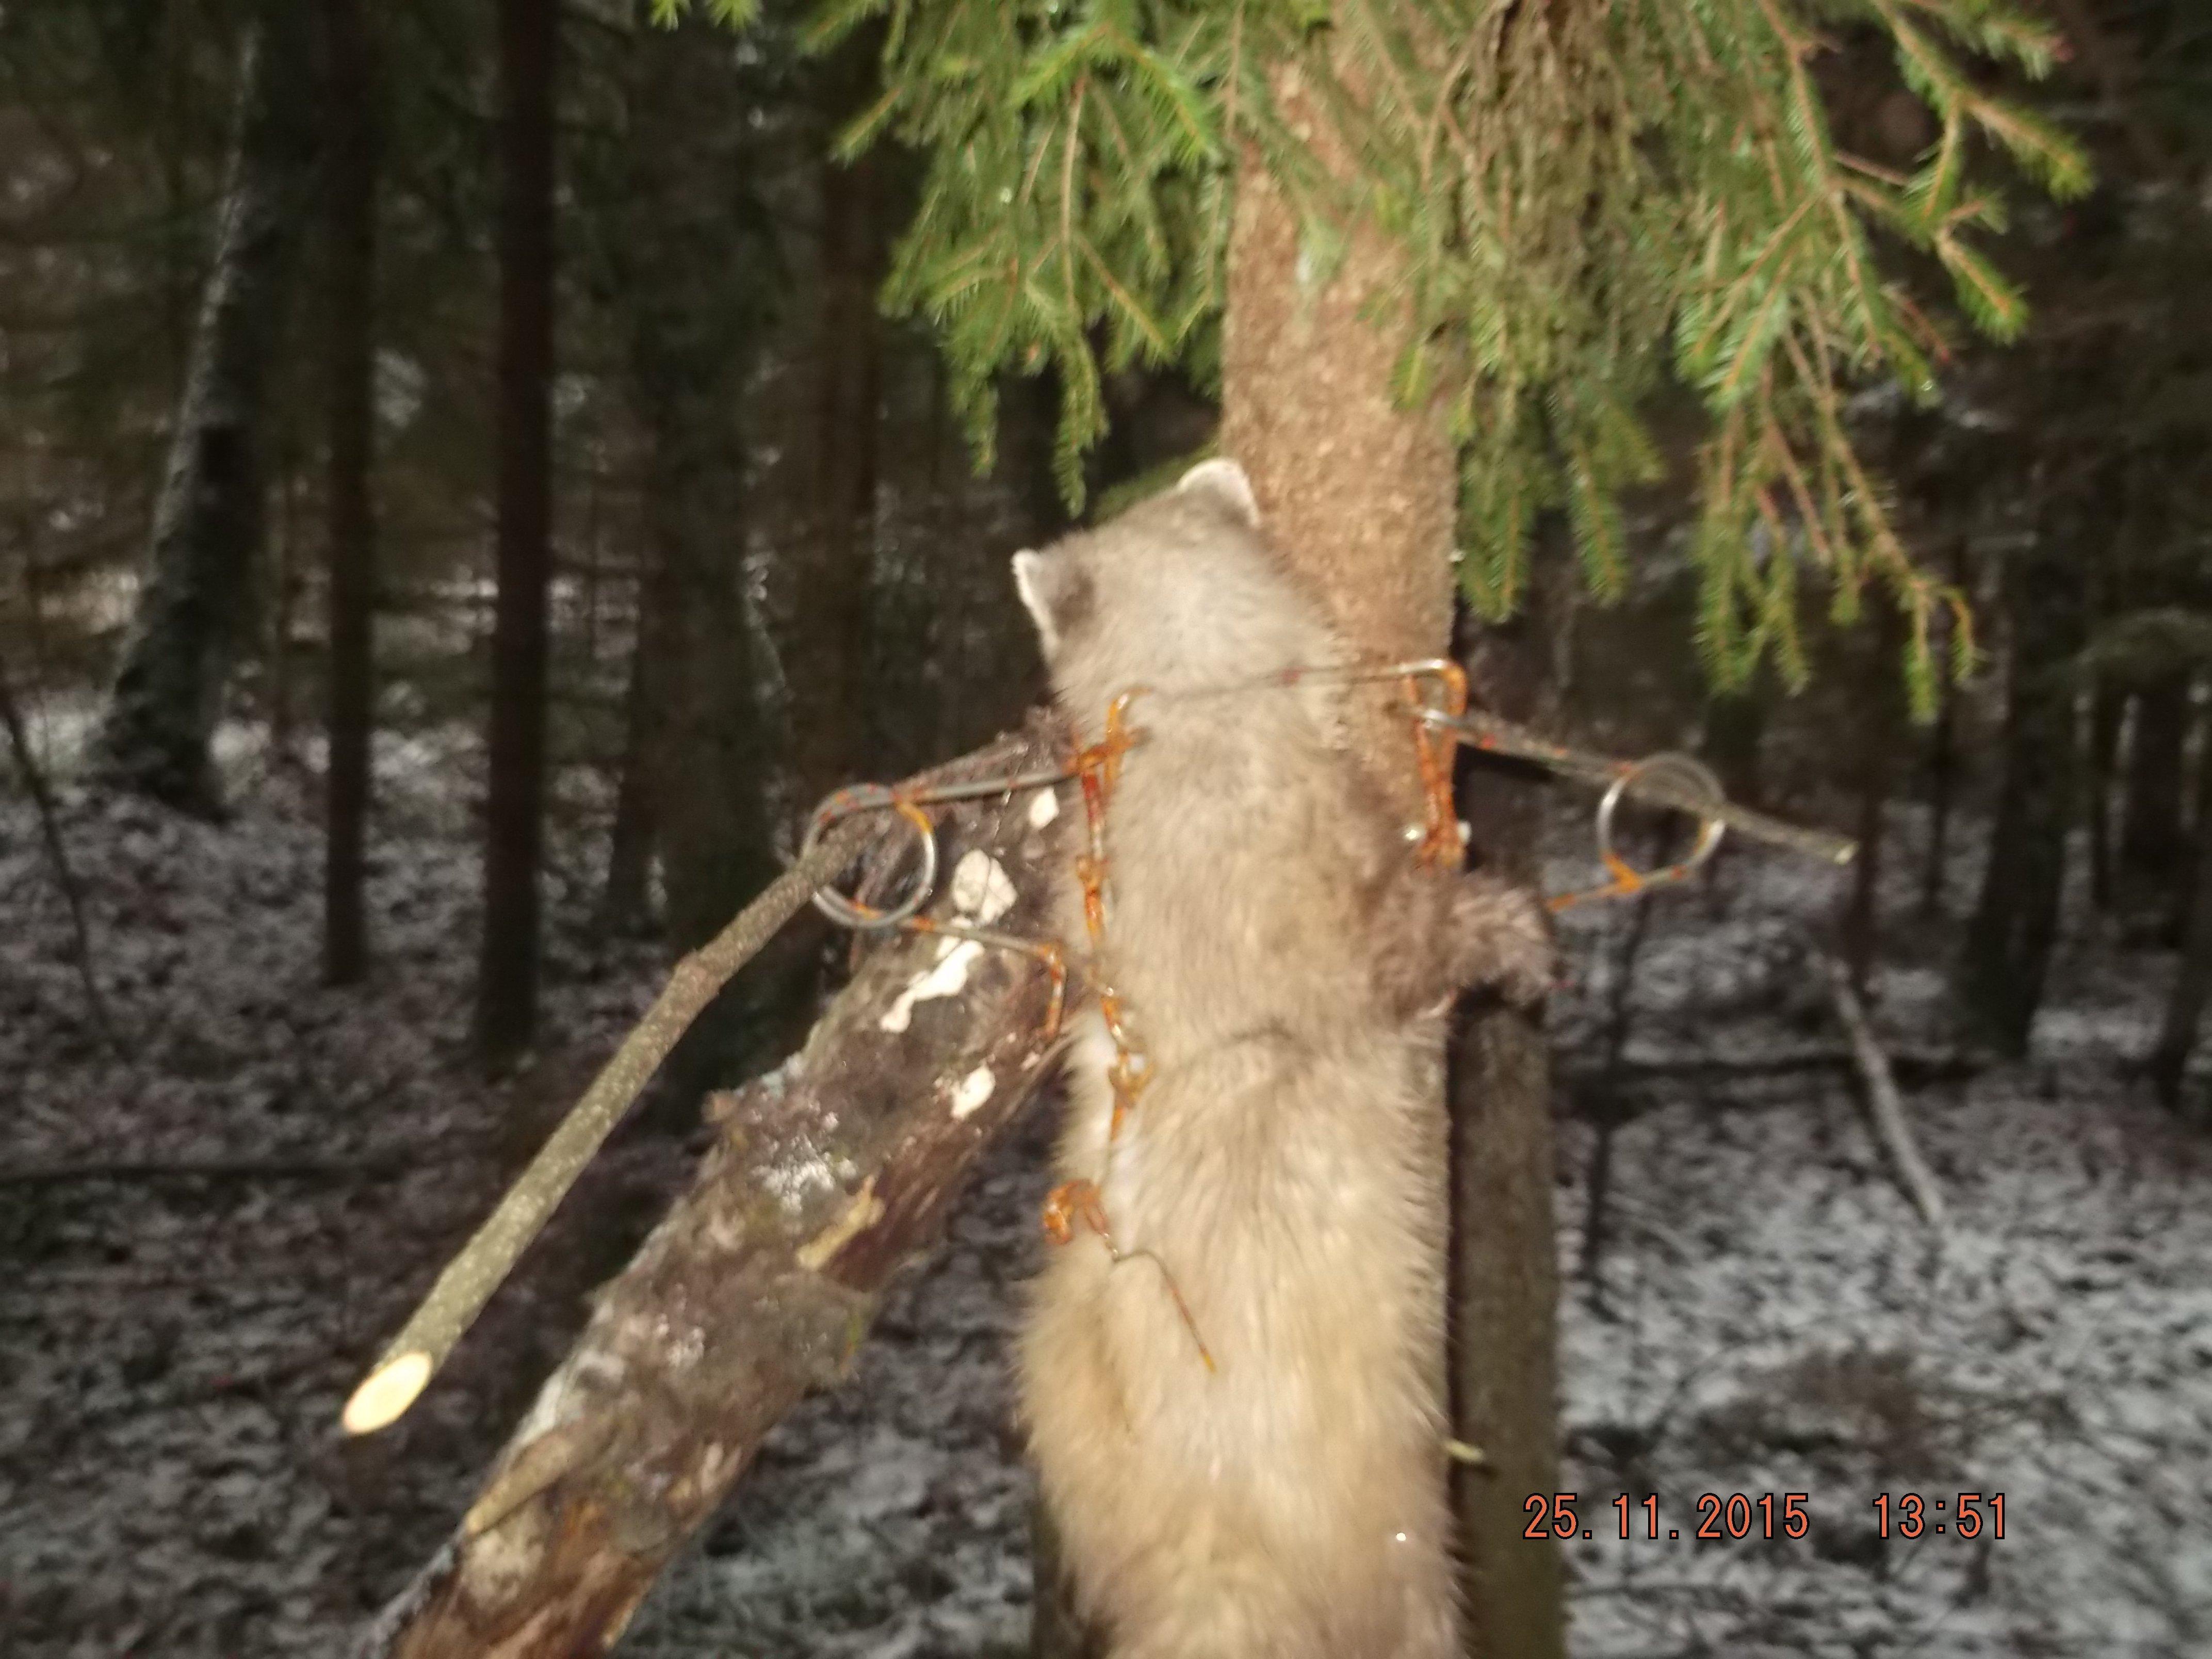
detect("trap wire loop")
[351,675,1855,1434]
[1411,705,1859,871]
[803,678,1851,941]
[1549,751,1729,912]
[801,763,1078,930]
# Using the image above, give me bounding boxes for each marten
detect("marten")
[1012,458,1552,1659]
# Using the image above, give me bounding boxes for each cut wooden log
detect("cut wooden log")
[353,716,1070,1659]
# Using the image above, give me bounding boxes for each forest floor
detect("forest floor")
[2,728,2208,1658]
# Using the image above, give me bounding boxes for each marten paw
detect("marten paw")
[1447,874,1556,1007]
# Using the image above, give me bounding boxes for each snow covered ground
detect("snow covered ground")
[3,731,2207,1657]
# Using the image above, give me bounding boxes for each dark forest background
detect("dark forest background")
[2,2,2209,1655]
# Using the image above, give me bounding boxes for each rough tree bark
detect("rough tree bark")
[475,0,559,1067]
[96,6,316,813]
[322,0,379,986]
[353,721,1068,1659]
[1217,59,1565,1659]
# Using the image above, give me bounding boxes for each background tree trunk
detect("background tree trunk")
[1453,600,1568,1659]
[2085,677,2123,913]
[96,7,316,813]
[614,20,776,952]
[1701,685,1768,813]
[1841,603,1906,991]
[785,28,888,806]
[614,16,808,1094]
[322,0,379,986]
[1959,528,2091,1055]
[2120,676,2190,890]
[1217,61,1565,1659]
[474,0,559,1068]
[597,603,658,933]
[2148,782,2212,1110]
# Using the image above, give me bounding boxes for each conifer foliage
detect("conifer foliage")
[690,0,2089,713]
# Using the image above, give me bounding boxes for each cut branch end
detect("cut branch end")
[344,1351,432,1436]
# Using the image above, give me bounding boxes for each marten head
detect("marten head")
[1011,459,1344,737]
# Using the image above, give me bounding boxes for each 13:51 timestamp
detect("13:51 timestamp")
[1873,1492,2006,1538]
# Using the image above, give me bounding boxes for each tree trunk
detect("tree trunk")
[96,7,316,814]
[269,459,302,767]
[1841,604,1906,992]
[1452,601,1567,1659]
[613,17,814,1099]
[1217,59,1564,1659]
[2120,676,2190,889]
[2085,677,2122,913]
[1920,538,1972,919]
[322,0,379,986]
[2147,773,2212,1110]
[614,20,776,956]
[1958,533,2090,1056]
[2170,708,2212,946]
[1701,686,1767,812]
[785,29,888,806]
[474,0,559,1067]
[353,723,1068,1659]
[597,592,657,933]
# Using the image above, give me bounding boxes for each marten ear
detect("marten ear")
[1177,457,1260,528]
[1013,548,1093,659]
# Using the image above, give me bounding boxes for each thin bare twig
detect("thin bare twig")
[0,636,122,1054]
[1815,948,1947,1230]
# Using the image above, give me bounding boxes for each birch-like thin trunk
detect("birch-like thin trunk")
[97,9,315,812]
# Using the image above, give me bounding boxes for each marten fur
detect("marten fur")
[1012,459,1551,1659]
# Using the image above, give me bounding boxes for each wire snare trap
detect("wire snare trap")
[794,661,1855,1364]
[340,666,1851,1436]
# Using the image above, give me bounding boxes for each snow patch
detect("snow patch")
[877,852,1018,1034]
[950,1066,996,1119]
[948,849,1016,924]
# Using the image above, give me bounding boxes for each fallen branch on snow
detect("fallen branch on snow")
[1815,950,1948,1230]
